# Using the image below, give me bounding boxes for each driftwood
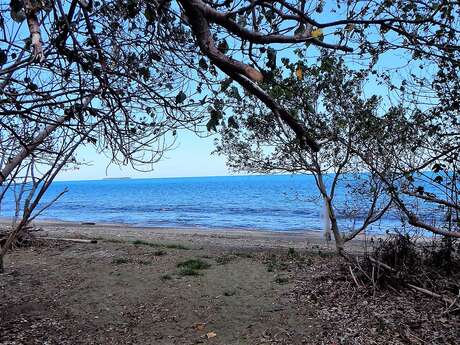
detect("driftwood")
[41,237,98,244]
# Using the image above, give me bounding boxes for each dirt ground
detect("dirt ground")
[1,222,459,344]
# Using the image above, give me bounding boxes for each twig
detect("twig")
[40,237,98,244]
[349,265,361,288]
[368,256,396,272]
[442,289,460,315]
[407,283,455,305]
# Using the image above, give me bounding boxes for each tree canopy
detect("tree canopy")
[1,0,460,251]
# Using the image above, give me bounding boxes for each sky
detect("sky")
[56,130,230,181]
[45,1,420,181]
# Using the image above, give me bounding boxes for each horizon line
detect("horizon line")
[54,172,314,183]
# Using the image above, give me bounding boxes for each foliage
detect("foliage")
[1,0,460,263]
[216,52,393,251]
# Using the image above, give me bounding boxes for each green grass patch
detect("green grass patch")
[215,254,236,265]
[287,247,297,257]
[132,239,161,248]
[274,275,289,284]
[266,254,288,272]
[178,267,201,276]
[132,239,189,250]
[94,237,125,244]
[233,252,254,259]
[111,257,129,265]
[164,243,190,250]
[177,259,211,270]
[177,258,210,276]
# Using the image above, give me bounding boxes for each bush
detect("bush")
[360,234,460,292]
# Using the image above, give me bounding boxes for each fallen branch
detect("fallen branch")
[368,256,396,272]
[407,284,456,305]
[40,237,98,244]
[349,265,361,288]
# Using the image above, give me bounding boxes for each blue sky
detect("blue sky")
[48,2,425,181]
[57,130,230,181]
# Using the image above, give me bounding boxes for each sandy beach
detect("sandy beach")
[0,218,371,252]
[2,220,458,344]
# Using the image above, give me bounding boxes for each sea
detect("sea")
[0,174,441,233]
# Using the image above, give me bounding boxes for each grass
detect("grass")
[215,254,236,265]
[132,239,162,248]
[94,237,125,244]
[177,259,211,270]
[287,247,297,257]
[178,267,202,276]
[132,239,189,250]
[177,258,211,276]
[274,275,289,284]
[233,252,254,259]
[266,254,288,272]
[164,243,189,250]
[111,257,129,265]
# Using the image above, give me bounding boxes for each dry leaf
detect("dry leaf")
[296,65,303,80]
[345,23,354,32]
[311,28,324,40]
[206,331,217,338]
[193,322,207,331]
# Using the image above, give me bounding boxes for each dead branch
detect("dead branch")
[41,237,98,244]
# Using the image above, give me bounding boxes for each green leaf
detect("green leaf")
[138,67,150,81]
[266,48,276,69]
[230,86,241,101]
[228,116,239,129]
[144,4,155,23]
[220,78,232,91]
[175,91,186,104]
[199,57,208,70]
[305,103,315,114]
[206,109,223,132]
[0,50,7,65]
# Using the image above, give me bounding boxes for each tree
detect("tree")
[2,0,460,259]
[4,1,459,174]
[0,120,98,272]
[215,53,394,252]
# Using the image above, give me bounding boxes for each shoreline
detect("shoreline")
[0,215,320,234]
[0,218,371,251]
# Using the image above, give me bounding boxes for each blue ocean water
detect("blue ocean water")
[0,174,417,232]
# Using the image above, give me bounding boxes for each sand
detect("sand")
[1,220,457,344]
